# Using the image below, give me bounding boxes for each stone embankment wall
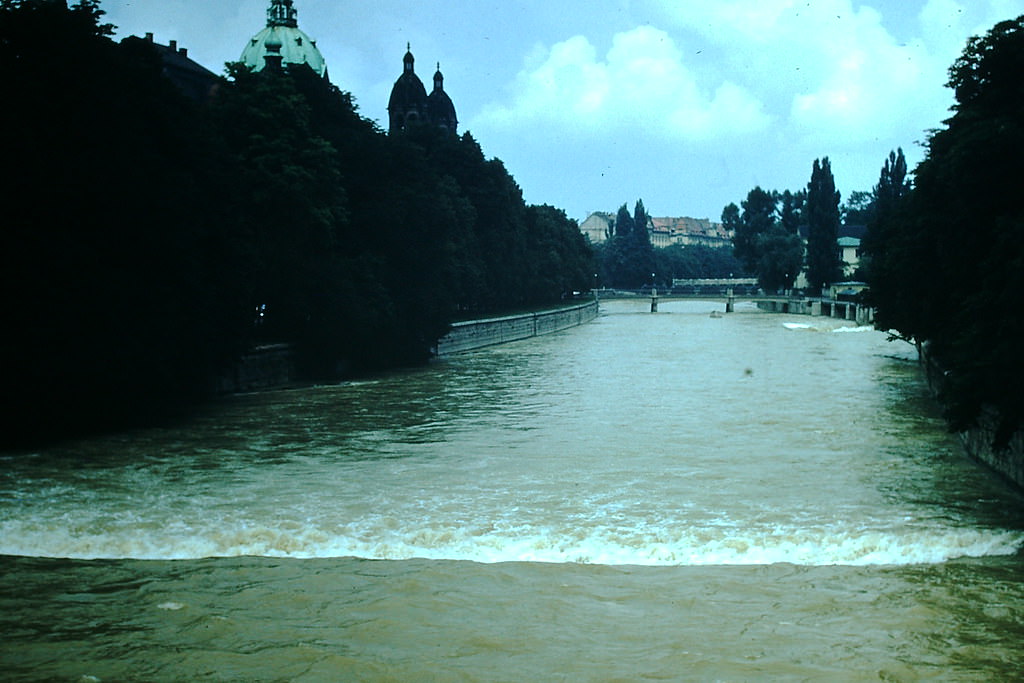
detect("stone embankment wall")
[921,347,1024,491]
[434,300,599,356]
[215,343,297,394]
[214,301,600,392]
[957,412,1024,491]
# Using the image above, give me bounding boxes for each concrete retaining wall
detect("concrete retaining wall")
[756,297,875,325]
[434,300,599,356]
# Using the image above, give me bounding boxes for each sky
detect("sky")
[101,0,1024,223]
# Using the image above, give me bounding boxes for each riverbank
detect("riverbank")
[433,299,599,356]
[921,346,1024,491]
[216,300,601,392]
[753,296,1024,490]
[764,292,1024,491]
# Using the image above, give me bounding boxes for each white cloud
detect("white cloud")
[650,0,952,146]
[788,23,935,143]
[921,0,1024,62]
[473,26,769,142]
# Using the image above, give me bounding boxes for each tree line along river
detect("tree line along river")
[1,298,1022,681]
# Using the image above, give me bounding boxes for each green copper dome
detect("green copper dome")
[240,0,327,78]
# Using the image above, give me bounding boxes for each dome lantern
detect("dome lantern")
[267,0,298,28]
[403,43,415,73]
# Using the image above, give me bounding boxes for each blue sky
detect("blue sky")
[101,0,1024,222]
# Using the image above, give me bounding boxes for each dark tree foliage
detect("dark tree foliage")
[721,203,741,240]
[633,199,650,241]
[778,190,806,235]
[602,201,655,287]
[209,65,352,372]
[0,0,594,447]
[614,203,635,238]
[733,187,776,273]
[861,148,913,324]
[408,126,592,312]
[754,226,804,292]
[2,0,250,444]
[724,187,801,291]
[842,189,876,228]
[523,205,595,301]
[867,16,1024,447]
[804,157,843,290]
[654,244,744,282]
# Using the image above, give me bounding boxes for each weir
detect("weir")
[3,298,1023,681]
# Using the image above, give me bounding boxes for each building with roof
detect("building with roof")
[650,216,732,248]
[839,236,862,276]
[579,212,615,243]
[123,33,219,103]
[388,45,458,134]
[240,0,327,79]
[580,212,731,248]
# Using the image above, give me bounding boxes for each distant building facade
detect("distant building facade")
[579,212,615,243]
[838,236,862,276]
[650,216,732,248]
[580,212,732,248]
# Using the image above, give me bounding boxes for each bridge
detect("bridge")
[593,286,873,325]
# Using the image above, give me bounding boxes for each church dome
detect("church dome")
[427,64,458,132]
[240,1,327,78]
[387,46,429,133]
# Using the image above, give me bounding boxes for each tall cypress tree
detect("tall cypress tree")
[805,157,842,291]
[633,198,650,244]
[614,203,635,238]
[778,189,805,235]
[733,187,776,273]
[867,17,1024,446]
[630,198,655,285]
[604,201,655,288]
[862,149,912,322]
[872,149,910,219]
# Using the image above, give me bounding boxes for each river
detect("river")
[2,299,1023,681]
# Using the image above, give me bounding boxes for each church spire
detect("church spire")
[267,0,298,29]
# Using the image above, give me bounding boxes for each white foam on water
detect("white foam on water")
[2,516,1021,566]
[782,321,873,333]
[156,601,185,611]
